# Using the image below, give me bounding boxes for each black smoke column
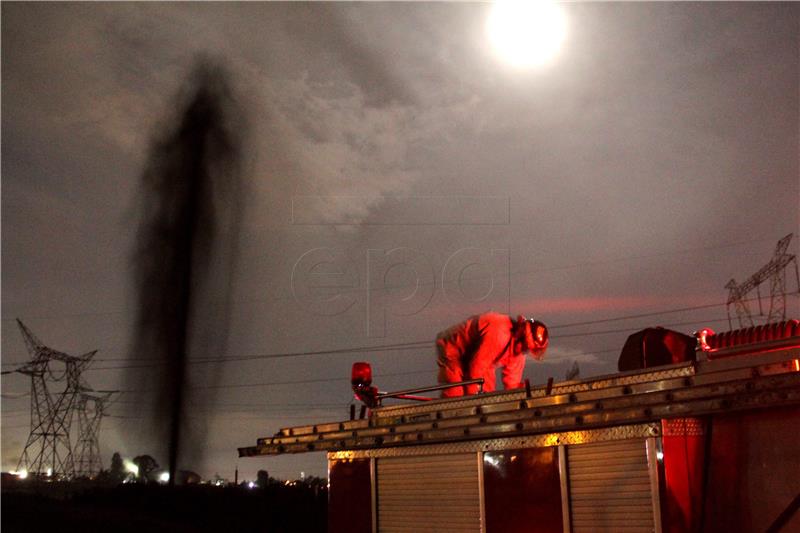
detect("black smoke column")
[132,59,244,485]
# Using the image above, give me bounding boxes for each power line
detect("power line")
[91,340,431,368]
[115,369,435,393]
[3,292,796,374]
[2,340,430,369]
[552,316,730,339]
[9,344,618,396]
[109,346,617,394]
[4,278,797,372]
[0,334,719,414]
[110,400,354,411]
[105,412,345,421]
[94,312,727,393]
[2,236,781,324]
[0,300,719,370]
[42,304,749,370]
[549,302,723,329]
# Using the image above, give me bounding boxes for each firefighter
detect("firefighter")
[436,312,549,398]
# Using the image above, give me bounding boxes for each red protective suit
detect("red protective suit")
[436,312,525,398]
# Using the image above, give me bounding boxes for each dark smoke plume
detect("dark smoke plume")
[130,59,245,484]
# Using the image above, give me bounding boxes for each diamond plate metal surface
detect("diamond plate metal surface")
[326,423,660,459]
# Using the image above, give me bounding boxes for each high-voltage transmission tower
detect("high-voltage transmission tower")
[725,233,799,329]
[74,388,116,478]
[14,320,96,479]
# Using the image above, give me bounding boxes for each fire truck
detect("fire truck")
[239,321,800,533]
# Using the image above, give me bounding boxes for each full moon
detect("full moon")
[487,0,567,68]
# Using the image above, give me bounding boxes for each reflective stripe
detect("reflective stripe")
[377,453,481,533]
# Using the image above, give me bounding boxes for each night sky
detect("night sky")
[2,2,798,481]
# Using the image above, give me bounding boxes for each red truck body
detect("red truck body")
[240,322,800,532]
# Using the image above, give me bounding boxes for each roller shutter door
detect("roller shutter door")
[567,439,656,533]
[377,453,481,533]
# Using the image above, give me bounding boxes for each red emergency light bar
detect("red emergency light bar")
[351,362,379,408]
[698,319,800,358]
[351,362,373,388]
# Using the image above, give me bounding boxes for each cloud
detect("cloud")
[256,75,422,225]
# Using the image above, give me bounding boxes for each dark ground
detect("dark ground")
[1,479,327,533]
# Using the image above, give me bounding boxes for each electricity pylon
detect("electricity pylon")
[74,388,115,478]
[14,320,95,479]
[726,234,799,328]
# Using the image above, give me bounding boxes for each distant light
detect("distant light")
[13,469,28,480]
[124,460,139,476]
[159,472,170,483]
[484,455,501,467]
[696,328,715,352]
[247,481,256,489]
[46,468,53,477]
[487,0,567,68]
[656,451,664,461]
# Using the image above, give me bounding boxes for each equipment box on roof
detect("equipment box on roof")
[239,322,800,533]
